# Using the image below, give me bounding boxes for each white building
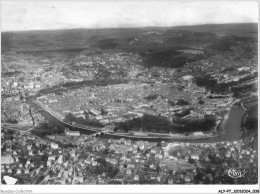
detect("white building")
[1,156,14,164]
[65,128,80,136]
[51,143,59,149]
[183,75,193,81]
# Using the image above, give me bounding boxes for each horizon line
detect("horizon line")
[1,22,258,33]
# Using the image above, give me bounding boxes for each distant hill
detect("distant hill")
[1,23,257,53]
[170,23,258,38]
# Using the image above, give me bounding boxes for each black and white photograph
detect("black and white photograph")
[1,0,259,193]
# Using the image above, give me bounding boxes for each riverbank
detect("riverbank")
[24,94,255,143]
[241,100,258,133]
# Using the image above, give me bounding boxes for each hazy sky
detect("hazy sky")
[1,0,258,31]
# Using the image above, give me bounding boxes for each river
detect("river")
[198,105,246,143]
[25,95,256,143]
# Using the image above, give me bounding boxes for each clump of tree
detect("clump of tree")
[140,49,205,68]
[101,108,108,115]
[38,79,128,95]
[64,112,103,127]
[194,75,217,93]
[231,83,257,98]
[168,99,190,106]
[174,116,216,132]
[5,118,19,124]
[97,38,118,49]
[242,106,258,132]
[176,99,189,105]
[207,95,226,99]
[115,114,171,133]
[195,72,257,95]
[144,94,158,101]
[31,123,63,137]
[174,108,191,117]
[198,99,205,105]
[115,117,142,133]
[116,113,216,134]
[89,156,119,178]
[168,100,176,106]
[2,70,21,77]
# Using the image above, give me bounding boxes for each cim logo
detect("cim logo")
[228,168,247,178]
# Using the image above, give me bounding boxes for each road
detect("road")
[2,124,34,134]
[23,94,256,143]
[32,100,103,134]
